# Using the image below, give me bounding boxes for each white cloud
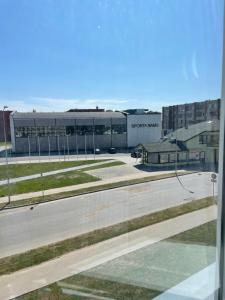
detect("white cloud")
[2,97,129,112]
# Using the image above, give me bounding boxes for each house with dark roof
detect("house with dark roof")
[139,120,219,170]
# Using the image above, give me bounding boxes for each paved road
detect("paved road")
[0,172,216,258]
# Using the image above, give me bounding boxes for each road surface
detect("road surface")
[0,172,216,258]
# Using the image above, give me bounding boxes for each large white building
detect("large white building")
[127,113,161,147]
[10,110,162,153]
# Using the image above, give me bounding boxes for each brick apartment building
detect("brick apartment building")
[0,110,12,142]
[162,99,220,135]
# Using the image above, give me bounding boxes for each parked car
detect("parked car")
[108,147,117,154]
[131,150,142,158]
[93,148,101,154]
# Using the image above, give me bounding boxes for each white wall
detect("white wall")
[127,114,161,147]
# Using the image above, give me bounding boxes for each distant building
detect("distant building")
[67,107,105,112]
[0,110,12,142]
[139,120,219,171]
[162,99,220,135]
[10,110,162,153]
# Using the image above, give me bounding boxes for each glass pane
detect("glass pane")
[0,0,223,299]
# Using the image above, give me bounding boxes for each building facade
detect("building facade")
[0,110,12,142]
[10,111,162,153]
[127,113,161,147]
[162,99,220,135]
[140,120,219,171]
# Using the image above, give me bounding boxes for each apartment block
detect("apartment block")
[162,99,220,135]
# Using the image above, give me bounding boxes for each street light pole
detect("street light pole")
[3,106,10,205]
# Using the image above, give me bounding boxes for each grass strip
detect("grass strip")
[0,159,106,180]
[5,170,193,208]
[0,171,100,197]
[0,196,215,276]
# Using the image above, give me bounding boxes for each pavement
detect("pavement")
[0,205,216,300]
[0,159,115,186]
[0,153,136,165]
[0,172,216,258]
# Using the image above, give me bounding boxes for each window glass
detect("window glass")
[0,1,223,299]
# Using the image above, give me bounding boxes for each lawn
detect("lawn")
[0,159,106,180]
[15,218,216,300]
[0,170,100,196]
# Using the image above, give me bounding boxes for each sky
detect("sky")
[0,0,224,112]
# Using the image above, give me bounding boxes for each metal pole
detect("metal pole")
[76,132,79,160]
[63,136,66,161]
[57,135,60,161]
[66,135,70,160]
[93,120,95,160]
[37,136,41,163]
[84,133,87,160]
[2,106,10,205]
[28,135,31,163]
[37,135,44,201]
[48,135,51,161]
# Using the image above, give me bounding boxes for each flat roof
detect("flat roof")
[11,111,126,119]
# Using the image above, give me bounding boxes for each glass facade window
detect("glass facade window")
[95,125,111,135]
[66,126,75,135]
[76,125,93,135]
[111,124,127,134]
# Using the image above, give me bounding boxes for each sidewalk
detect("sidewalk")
[0,205,216,300]
[0,169,186,204]
[0,160,115,186]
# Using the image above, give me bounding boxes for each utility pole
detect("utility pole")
[3,106,10,205]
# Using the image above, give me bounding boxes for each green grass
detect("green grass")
[0,159,106,180]
[15,214,216,300]
[4,171,193,208]
[0,171,100,196]
[0,196,215,276]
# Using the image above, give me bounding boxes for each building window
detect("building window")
[160,153,169,163]
[95,125,111,135]
[169,153,176,162]
[66,126,75,135]
[111,124,127,134]
[76,125,93,135]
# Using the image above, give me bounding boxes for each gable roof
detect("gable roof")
[166,120,219,142]
[140,140,187,153]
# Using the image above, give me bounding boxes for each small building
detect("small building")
[140,120,219,171]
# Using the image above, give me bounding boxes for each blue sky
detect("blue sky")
[0,0,224,112]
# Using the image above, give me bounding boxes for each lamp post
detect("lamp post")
[3,106,10,205]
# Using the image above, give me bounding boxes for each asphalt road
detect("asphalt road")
[0,172,216,258]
